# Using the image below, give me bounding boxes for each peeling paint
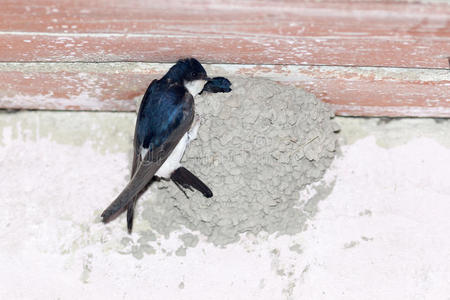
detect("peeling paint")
[1,62,448,116]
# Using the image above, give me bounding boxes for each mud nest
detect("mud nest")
[140,77,339,245]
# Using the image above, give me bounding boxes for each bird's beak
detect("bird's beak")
[204,76,212,81]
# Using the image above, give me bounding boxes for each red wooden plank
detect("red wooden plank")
[0,0,448,68]
[2,0,448,38]
[1,63,448,117]
[2,33,448,68]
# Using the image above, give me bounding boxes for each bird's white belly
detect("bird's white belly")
[142,80,204,179]
[155,133,189,179]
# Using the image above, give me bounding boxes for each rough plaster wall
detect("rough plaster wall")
[1,109,450,298]
[136,78,339,245]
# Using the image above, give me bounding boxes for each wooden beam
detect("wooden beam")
[0,0,449,116]
[1,63,448,117]
[0,0,449,68]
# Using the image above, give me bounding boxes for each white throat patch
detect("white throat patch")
[184,79,207,97]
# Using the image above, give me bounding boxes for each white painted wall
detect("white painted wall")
[1,112,449,299]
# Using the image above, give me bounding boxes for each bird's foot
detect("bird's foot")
[188,114,201,141]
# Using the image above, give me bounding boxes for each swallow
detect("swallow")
[200,77,232,94]
[101,58,215,232]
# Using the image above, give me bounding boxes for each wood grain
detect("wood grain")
[0,0,449,116]
[1,63,448,117]
[0,0,449,68]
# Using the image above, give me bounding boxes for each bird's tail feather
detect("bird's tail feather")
[126,199,136,233]
[126,151,140,233]
[171,167,213,198]
[101,161,161,224]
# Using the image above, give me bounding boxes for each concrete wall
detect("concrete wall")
[1,110,449,299]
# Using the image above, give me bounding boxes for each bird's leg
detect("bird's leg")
[188,114,201,142]
[173,180,191,199]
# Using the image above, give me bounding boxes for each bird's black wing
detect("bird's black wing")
[101,84,194,224]
[126,79,158,233]
[131,79,158,176]
[171,167,213,198]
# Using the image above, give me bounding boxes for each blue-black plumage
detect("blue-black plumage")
[101,58,214,232]
[201,77,232,94]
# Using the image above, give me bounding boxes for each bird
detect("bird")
[200,77,232,94]
[101,58,215,233]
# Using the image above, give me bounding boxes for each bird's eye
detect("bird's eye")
[191,72,197,78]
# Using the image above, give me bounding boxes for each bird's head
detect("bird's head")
[165,58,210,96]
